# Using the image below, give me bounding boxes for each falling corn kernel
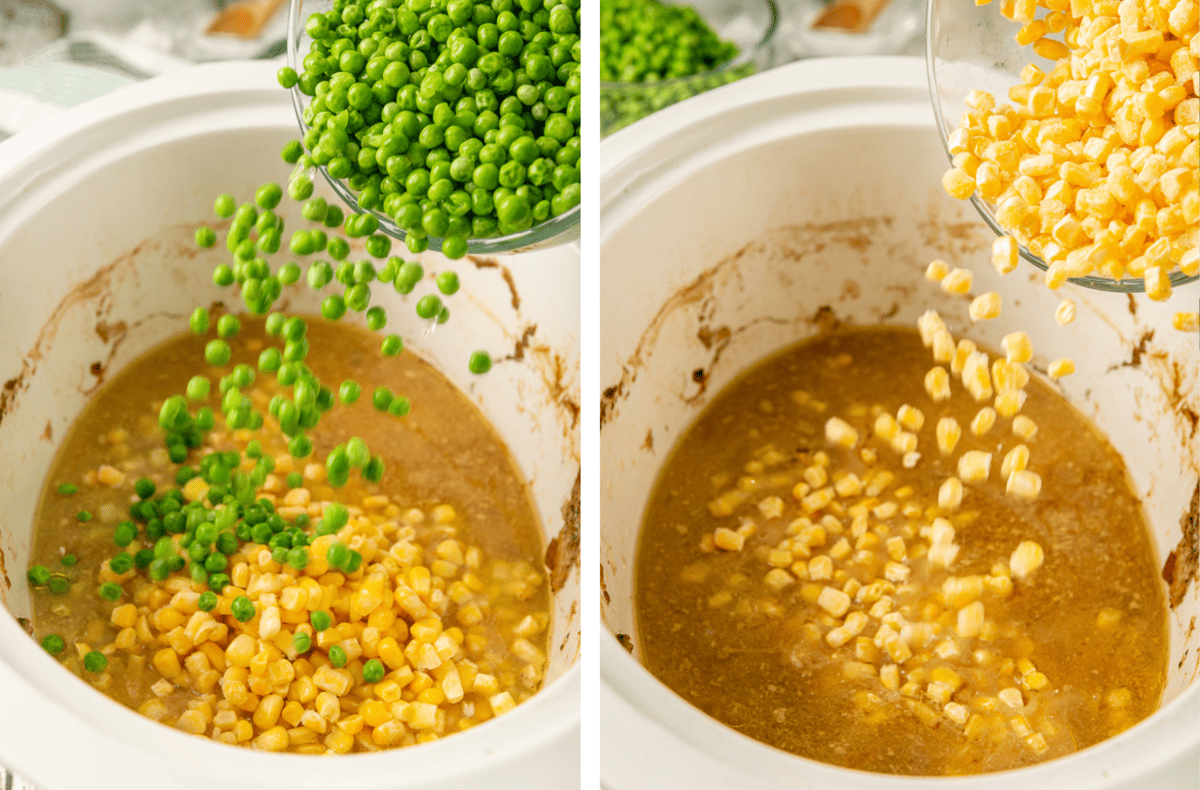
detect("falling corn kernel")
[1006,469,1042,501]
[925,260,950,281]
[957,601,985,638]
[897,405,924,432]
[1001,331,1032,364]
[958,451,992,484]
[1000,444,1030,478]
[961,352,994,402]
[994,390,1026,418]
[969,292,1002,321]
[991,235,1019,274]
[825,417,859,449]
[917,310,947,347]
[1009,540,1045,579]
[902,452,921,469]
[1012,415,1038,441]
[936,417,962,455]
[939,477,964,511]
[925,367,951,402]
[1055,299,1076,326]
[1047,358,1075,379]
[941,268,974,295]
[932,329,956,363]
[1174,312,1199,332]
[970,407,996,436]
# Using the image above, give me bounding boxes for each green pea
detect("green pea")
[83,651,108,673]
[197,590,218,612]
[380,334,404,356]
[468,350,493,374]
[293,631,313,653]
[109,553,133,574]
[436,271,460,295]
[190,307,210,334]
[195,226,217,248]
[279,261,302,285]
[231,595,256,622]
[113,521,138,549]
[214,193,236,218]
[286,471,303,488]
[363,455,385,483]
[414,294,442,319]
[99,582,121,602]
[372,387,393,411]
[362,658,385,683]
[277,66,299,89]
[41,634,65,655]
[322,294,347,320]
[76,510,92,523]
[310,610,333,632]
[387,396,411,417]
[27,565,50,586]
[205,339,232,366]
[186,375,210,401]
[48,575,71,595]
[56,483,78,496]
[328,644,348,668]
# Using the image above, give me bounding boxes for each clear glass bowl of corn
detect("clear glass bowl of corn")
[926,0,1198,294]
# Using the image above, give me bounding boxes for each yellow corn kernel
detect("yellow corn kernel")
[1010,540,1045,580]
[956,601,985,638]
[1174,312,1200,332]
[817,586,851,617]
[917,310,948,347]
[874,413,900,441]
[968,292,1002,321]
[1012,415,1038,441]
[958,451,992,484]
[925,367,951,402]
[936,417,961,455]
[1001,445,1031,479]
[995,390,1027,419]
[925,259,950,282]
[1001,331,1032,364]
[1047,358,1075,378]
[940,268,974,295]
[1006,469,1043,501]
[970,407,996,436]
[938,477,964,511]
[824,417,859,449]
[254,726,290,752]
[896,404,924,432]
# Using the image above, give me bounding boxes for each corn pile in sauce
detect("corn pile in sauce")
[636,324,1166,775]
[28,319,549,753]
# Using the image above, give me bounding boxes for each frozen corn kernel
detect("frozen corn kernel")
[1009,541,1045,580]
[917,310,948,348]
[942,168,977,200]
[999,688,1024,709]
[1012,415,1038,441]
[825,417,859,449]
[932,329,956,363]
[1001,331,1032,364]
[992,235,1019,274]
[936,418,961,455]
[970,408,996,436]
[1000,445,1030,478]
[941,268,974,295]
[958,451,992,484]
[1047,358,1074,379]
[925,367,951,402]
[957,601,985,638]
[939,477,964,511]
[1054,299,1076,326]
[896,405,924,432]
[1006,470,1042,501]
[969,292,1002,321]
[926,260,950,281]
[874,413,900,441]
[1175,312,1200,332]
[713,527,745,552]
[902,452,921,469]
[994,390,1026,418]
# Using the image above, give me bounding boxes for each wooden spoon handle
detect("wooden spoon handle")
[208,0,287,38]
[813,0,893,32]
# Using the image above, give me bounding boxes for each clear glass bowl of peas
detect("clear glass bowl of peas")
[600,0,780,138]
[286,0,581,259]
[926,0,1198,293]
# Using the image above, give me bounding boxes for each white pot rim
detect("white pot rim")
[599,54,1198,789]
[0,61,579,790]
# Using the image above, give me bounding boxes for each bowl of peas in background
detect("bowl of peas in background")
[285,0,581,260]
[0,61,579,789]
[600,0,780,137]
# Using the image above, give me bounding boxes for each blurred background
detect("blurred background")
[0,0,290,141]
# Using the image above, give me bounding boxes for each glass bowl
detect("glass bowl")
[600,0,779,138]
[285,0,580,256]
[925,0,1198,293]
